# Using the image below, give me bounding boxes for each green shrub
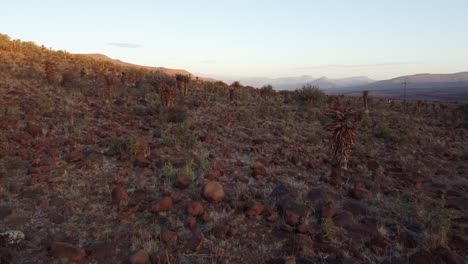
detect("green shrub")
[1,106,23,118]
[374,123,393,139]
[164,106,187,123]
[145,91,161,106]
[294,84,325,106]
[161,163,177,178]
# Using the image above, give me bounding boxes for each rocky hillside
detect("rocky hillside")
[79,54,216,82]
[0,35,468,264]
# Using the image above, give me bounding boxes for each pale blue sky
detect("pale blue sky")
[2,0,468,80]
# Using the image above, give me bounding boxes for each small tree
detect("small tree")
[363,91,369,115]
[230,81,241,102]
[175,74,191,99]
[259,84,275,98]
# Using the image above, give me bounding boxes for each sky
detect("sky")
[1,0,468,80]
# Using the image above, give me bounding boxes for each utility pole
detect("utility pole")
[401,80,409,112]
[401,80,409,102]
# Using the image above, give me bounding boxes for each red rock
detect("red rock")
[152,248,173,264]
[139,168,153,177]
[160,230,177,245]
[170,192,183,202]
[151,197,172,213]
[67,148,83,162]
[246,201,264,217]
[186,233,204,252]
[229,227,238,237]
[25,122,42,138]
[280,223,295,232]
[186,217,197,231]
[349,183,370,200]
[202,181,225,202]
[252,164,267,179]
[201,212,210,222]
[86,242,116,262]
[175,175,190,189]
[49,241,86,262]
[111,187,128,206]
[284,257,296,264]
[134,157,151,168]
[129,249,150,264]
[117,164,132,177]
[285,210,300,226]
[266,211,279,222]
[187,201,204,216]
[37,195,49,208]
[297,224,310,234]
[206,170,221,180]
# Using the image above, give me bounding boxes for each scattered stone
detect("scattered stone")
[134,157,151,168]
[129,249,150,264]
[25,122,42,138]
[175,175,190,189]
[285,210,300,226]
[206,170,221,180]
[202,181,225,202]
[297,224,310,234]
[49,241,86,263]
[252,164,267,179]
[349,182,370,200]
[160,230,177,245]
[201,212,210,222]
[151,197,173,213]
[111,187,128,206]
[152,248,173,264]
[67,148,83,162]
[246,201,264,217]
[85,242,116,262]
[186,233,204,252]
[186,217,197,231]
[280,223,295,232]
[187,201,204,216]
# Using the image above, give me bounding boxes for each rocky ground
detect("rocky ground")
[0,77,467,264]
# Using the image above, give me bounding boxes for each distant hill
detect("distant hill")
[330,72,468,102]
[204,75,374,90]
[342,72,468,91]
[77,54,216,82]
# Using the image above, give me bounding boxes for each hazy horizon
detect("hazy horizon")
[2,0,468,80]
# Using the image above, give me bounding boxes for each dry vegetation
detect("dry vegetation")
[0,34,467,264]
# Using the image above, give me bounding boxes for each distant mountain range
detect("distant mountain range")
[203,72,468,102]
[332,72,468,102]
[201,75,375,90]
[339,72,468,91]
